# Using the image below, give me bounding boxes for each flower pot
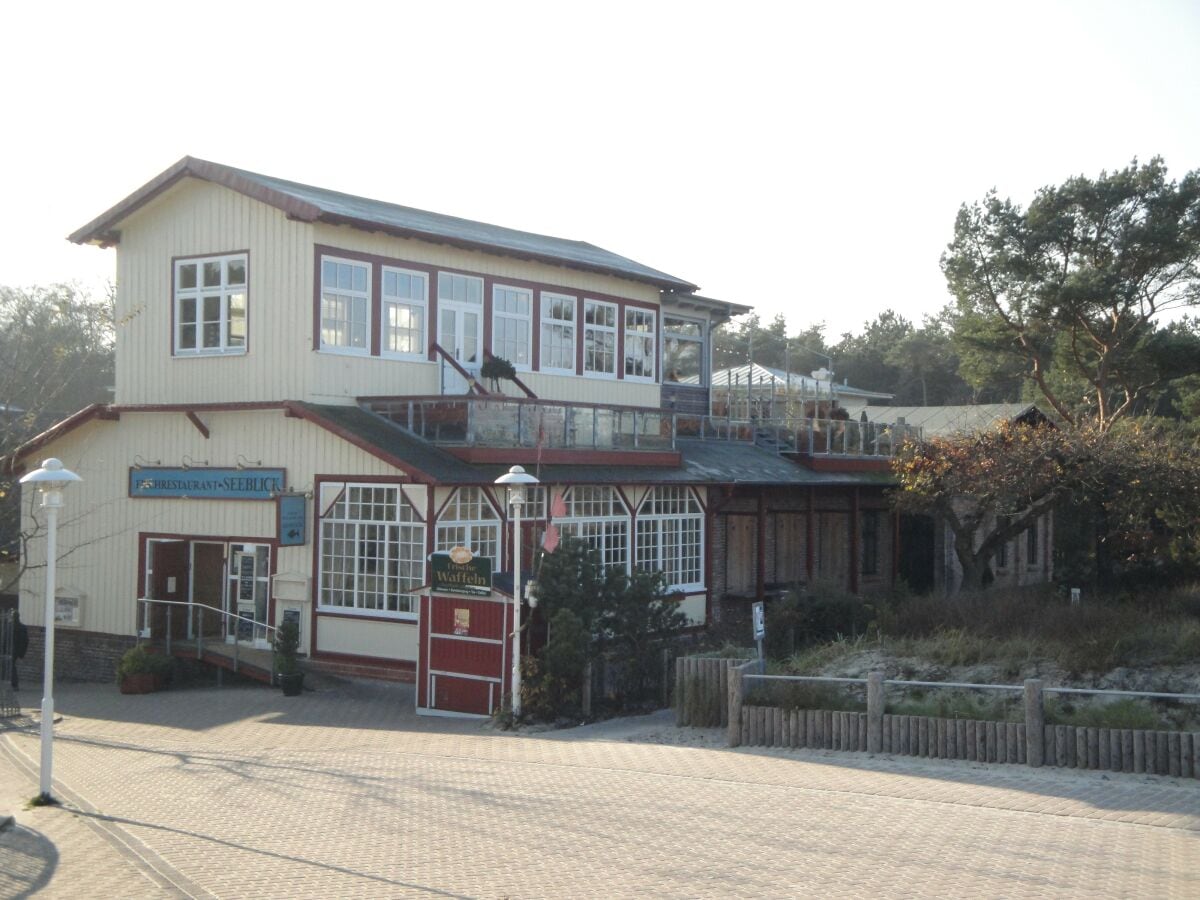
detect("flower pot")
[280,672,305,697]
[120,672,162,694]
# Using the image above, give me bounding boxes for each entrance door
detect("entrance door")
[227,543,271,648]
[438,303,482,393]
[146,540,189,641]
[191,542,226,641]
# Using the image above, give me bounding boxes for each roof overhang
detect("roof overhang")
[660,291,753,326]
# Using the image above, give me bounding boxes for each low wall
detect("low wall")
[16,625,137,686]
[736,704,1199,777]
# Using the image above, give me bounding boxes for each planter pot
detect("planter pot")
[280,672,305,697]
[120,672,163,694]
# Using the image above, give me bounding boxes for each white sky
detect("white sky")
[3,0,1198,339]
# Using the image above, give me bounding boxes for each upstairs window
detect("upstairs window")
[663,315,704,384]
[624,307,656,380]
[492,285,532,369]
[381,266,427,358]
[321,257,370,352]
[540,293,576,374]
[175,254,247,355]
[583,299,617,377]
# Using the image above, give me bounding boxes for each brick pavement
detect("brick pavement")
[1,682,1198,898]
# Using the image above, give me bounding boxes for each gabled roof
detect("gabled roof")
[834,402,1047,437]
[70,157,699,292]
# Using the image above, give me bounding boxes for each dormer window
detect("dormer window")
[174,253,247,355]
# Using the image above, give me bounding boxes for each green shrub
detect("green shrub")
[115,644,172,683]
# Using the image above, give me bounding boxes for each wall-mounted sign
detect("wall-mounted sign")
[55,596,82,627]
[278,493,307,546]
[129,467,285,500]
[430,548,492,597]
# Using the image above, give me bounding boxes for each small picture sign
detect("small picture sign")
[752,600,766,640]
[454,608,470,635]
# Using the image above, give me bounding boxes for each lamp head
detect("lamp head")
[19,458,82,491]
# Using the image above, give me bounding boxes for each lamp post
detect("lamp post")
[19,458,82,803]
[494,464,539,718]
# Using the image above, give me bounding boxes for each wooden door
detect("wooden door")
[191,543,226,639]
[148,541,189,641]
[725,516,756,594]
[816,513,850,587]
[775,514,807,585]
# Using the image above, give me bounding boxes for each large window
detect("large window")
[540,292,576,374]
[636,486,704,590]
[320,257,370,352]
[663,315,704,384]
[557,485,629,572]
[624,307,656,380]
[175,253,247,355]
[492,285,532,368]
[319,484,424,617]
[382,266,427,357]
[583,300,617,376]
[436,487,501,571]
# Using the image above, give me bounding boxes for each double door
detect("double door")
[144,539,272,649]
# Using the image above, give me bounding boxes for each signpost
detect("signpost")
[752,600,765,660]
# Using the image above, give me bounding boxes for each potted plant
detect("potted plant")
[274,617,304,696]
[480,355,517,392]
[116,644,172,694]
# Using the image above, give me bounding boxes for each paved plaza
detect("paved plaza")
[1,680,1198,898]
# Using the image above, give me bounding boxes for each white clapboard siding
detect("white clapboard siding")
[17,408,411,637]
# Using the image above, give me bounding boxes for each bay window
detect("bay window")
[663,315,705,384]
[636,486,704,590]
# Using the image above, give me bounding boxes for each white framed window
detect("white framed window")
[320,257,371,352]
[319,484,424,618]
[381,266,427,358]
[636,486,704,590]
[663,315,705,384]
[624,307,656,381]
[492,285,532,369]
[436,487,502,571]
[437,271,483,305]
[583,299,617,377]
[174,253,247,355]
[557,485,630,572]
[540,292,577,374]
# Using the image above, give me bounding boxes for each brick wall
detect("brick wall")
[15,626,137,686]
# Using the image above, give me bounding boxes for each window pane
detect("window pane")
[179,324,196,349]
[227,259,246,285]
[180,297,196,323]
[203,261,222,287]
[203,322,221,347]
[203,295,222,321]
[178,264,197,290]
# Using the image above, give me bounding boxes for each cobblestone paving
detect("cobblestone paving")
[2,682,1198,898]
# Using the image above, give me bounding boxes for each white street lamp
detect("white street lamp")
[494,464,539,718]
[19,457,82,802]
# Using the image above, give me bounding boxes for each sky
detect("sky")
[2,0,1198,340]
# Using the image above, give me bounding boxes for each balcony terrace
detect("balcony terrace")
[359,395,921,466]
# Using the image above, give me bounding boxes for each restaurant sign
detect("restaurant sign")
[430,547,492,597]
[130,467,285,500]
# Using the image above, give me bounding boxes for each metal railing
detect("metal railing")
[675,414,921,458]
[136,598,279,684]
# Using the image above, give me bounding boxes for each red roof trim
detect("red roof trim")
[69,156,323,246]
[1,404,119,474]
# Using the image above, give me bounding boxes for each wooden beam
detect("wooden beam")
[185,411,209,439]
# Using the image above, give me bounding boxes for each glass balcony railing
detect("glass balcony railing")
[361,397,919,458]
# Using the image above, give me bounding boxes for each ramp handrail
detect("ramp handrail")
[136,597,281,684]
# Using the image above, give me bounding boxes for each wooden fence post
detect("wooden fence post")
[582,661,593,718]
[867,671,884,755]
[1024,679,1044,767]
[728,665,744,747]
